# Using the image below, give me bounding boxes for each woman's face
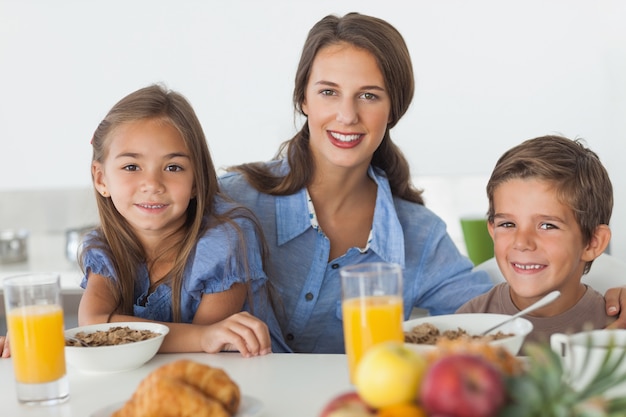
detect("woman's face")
[301,42,391,173]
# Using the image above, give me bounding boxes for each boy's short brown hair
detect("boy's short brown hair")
[486,135,613,272]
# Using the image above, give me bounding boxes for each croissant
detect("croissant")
[111,375,229,417]
[149,360,241,414]
[112,360,240,417]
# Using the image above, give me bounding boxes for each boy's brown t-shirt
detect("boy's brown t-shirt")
[456,282,615,348]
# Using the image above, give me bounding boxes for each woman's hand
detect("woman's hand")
[0,334,9,358]
[605,287,626,329]
[199,312,272,357]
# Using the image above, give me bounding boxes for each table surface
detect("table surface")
[1,352,353,417]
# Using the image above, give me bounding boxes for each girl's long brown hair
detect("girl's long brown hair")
[83,84,266,322]
[228,12,423,204]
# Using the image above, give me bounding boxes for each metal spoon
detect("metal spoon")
[65,336,90,347]
[480,290,561,335]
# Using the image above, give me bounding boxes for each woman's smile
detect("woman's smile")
[328,131,364,148]
[302,42,391,171]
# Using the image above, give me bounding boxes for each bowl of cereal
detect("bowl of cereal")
[403,313,533,356]
[64,322,169,373]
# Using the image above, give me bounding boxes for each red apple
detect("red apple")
[420,353,506,417]
[318,391,376,417]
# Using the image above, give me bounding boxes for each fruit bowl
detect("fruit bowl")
[322,337,626,417]
[64,322,169,373]
[403,313,533,356]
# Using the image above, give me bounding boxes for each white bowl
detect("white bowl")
[403,313,533,356]
[64,322,169,373]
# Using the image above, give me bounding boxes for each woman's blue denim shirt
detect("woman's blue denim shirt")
[219,161,493,353]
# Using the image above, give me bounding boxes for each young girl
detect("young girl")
[78,84,288,356]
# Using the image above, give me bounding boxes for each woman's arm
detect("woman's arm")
[79,274,271,357]
[604,287,626,328]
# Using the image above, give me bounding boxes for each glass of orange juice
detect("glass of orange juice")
[340,262,404,382]
[3,273,69,405]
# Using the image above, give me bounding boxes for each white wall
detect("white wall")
[1,0,625,259]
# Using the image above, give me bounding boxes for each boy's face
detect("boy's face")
[488,178,597,312]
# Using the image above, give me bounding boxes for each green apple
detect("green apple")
[354,341,427,408]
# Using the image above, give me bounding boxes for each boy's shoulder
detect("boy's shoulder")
[571,285,614,326]
[456,283,511,314]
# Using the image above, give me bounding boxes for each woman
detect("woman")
[219,12,489,353]
[219,12,626,354]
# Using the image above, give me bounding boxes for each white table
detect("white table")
[0,353,353,417]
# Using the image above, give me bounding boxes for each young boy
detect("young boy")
[457,135,615,346]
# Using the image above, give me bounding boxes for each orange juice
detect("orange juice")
[7,304,66,383]
[342,295,403,381]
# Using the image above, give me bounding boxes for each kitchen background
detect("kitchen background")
[1,1,625,333]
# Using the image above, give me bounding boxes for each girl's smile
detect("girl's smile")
[135,202,169,213]
[92,118,195,243]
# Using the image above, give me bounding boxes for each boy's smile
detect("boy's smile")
[489,178,591,315]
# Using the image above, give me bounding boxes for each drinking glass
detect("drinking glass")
[3,273,69,405]
[341,262,404,382]
[460,216,494,266]
[551,329,626,398]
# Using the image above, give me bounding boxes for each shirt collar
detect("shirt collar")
[276,188,312,245]
[367,166,405,267]
[274,164,405,267]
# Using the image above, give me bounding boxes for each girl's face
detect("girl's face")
[92,118,195,241]
[488,178,597,310]
[301,42,391,173]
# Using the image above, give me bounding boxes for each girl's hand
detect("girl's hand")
[1,334,9,358]
[199,312,272,357]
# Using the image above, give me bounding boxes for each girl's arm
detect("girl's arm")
[188,283,272,355]
[79,273,271,357]
[0,335,8,358]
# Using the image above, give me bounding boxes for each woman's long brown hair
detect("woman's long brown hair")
[228,12,423,205]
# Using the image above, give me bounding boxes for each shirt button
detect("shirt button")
[305,292,314,301]
[286,333,294,341]
[331,263,340,269]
